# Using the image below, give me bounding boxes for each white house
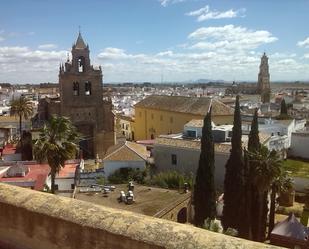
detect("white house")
[46,162,78,191]
[290,131,309,159]
[103,141,149,178]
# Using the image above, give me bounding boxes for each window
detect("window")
[71,184,75,189]
[151,113,154,120]
[78,56,85,72]
[139,112,142,117]
[171,154,177,165]
[170,117,173,123]
[187,130,196,138]
[160,115,163,121]
[85,81,92,95]
[73,82,79,96]
[54,184,59,191]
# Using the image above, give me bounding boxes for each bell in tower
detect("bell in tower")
[71,32,91,73]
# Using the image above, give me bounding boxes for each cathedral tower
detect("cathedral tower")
[58,32,115,158]
[257,53,271,103]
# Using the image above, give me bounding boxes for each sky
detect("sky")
[1,0,309,84]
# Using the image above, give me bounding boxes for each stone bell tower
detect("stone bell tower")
[257,53,271,103]
[58,32,115,158]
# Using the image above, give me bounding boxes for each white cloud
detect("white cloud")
[188,25,277,51]
[156,51,174,57]
[297,37,309,48]
[303,53,309,59]
[0,45,68,83]
[98,47,146,60]
[38,44,58,50]
[159,0,186,7]
[186,5,246,21]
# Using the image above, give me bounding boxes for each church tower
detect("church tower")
[257,53,271,103]
[58,32,115,158]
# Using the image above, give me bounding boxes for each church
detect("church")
[37,33,115,159]
[225,53,271,103]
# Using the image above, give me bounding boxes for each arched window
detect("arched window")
[85,81,91,96]
[73,82,79,96]
[78,56,85,72]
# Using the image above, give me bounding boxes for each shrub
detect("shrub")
[108,167,147,184]
[150,171,193,189]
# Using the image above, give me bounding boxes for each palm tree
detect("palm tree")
[268,170,293,236]
[34,115,79,194]
[10,96,33,145]
[247,147,282,241]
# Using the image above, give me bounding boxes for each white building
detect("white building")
[46,162,78,191]
[242,117,306,147]
[103,141,149,178]
[154,121,284,190]
[290,131,309,159]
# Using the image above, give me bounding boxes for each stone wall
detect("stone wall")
[0,183,281,249]
[154,193,192,223]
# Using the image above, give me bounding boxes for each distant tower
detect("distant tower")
[257,53,271,103]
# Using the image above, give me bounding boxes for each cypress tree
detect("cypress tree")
[222,95,246,235]
[248,108,260,152]
[280,99,287,116]
[246,108,261,240]
[247,109,270,241]
[194,106,216,227]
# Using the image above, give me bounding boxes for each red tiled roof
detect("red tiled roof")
[0,163,50,191]
[57,163,77,178]
[2,144,17,155]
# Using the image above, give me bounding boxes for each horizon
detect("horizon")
[1,0,309,84]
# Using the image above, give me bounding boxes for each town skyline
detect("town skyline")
[1,0,309,84]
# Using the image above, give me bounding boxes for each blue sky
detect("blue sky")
[1,0,309,83]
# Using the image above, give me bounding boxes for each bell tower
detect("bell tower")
[257,53,271,103]
[58,32,115,158]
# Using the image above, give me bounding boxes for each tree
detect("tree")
[247,147,282,241]
[222,95,247,236]
[246,108,261,240]
[34,116,79,194]
[194,107,216,227]
[268,170,292,236]
[280,99,288,116]
[248,108,260,152]
[10,96,33,146]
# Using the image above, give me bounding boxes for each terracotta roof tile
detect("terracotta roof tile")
[135,95,233,116]
[104,142,149,161]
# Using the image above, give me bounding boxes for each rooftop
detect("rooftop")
[135,95,234,116]
[104,141,149,161]
[57,163,78,179]
[156,132,271,153]
[75,184,189,216]
[156,136,232,153]
[0,163,50,190]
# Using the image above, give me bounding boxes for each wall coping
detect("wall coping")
[0,183,282,249]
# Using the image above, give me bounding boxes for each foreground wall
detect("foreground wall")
[0,183,281,249]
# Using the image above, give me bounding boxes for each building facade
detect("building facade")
[134,95,234,141]
[39,33,115,158]
[257,53,271,103]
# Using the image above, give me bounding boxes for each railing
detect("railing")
[0,183,282,249]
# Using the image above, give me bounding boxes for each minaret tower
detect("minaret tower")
[257,53,271,103]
